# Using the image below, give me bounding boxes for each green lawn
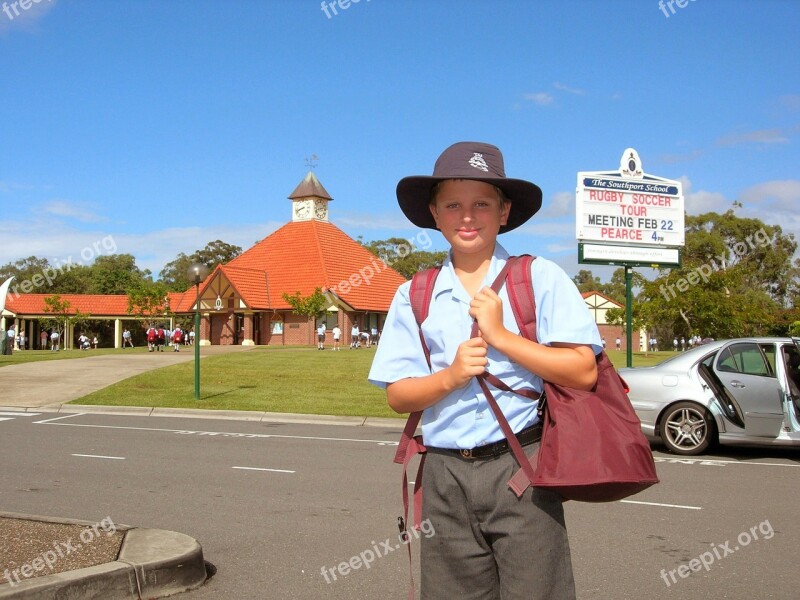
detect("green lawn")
[75,346,398,418]
[64,345,678,417]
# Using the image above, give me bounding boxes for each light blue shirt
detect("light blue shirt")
[368,243,602,450]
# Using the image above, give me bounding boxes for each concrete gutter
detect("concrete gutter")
[0,512,207,600]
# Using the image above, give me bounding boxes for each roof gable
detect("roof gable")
[227,220,407,311]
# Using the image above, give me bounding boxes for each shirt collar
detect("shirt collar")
[434,243,510,303]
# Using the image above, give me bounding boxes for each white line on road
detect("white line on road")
[232,466,295,473]
[71,454,126,460]
[0,412,41,417]
[33,413,86,424]
[38,421,397,445]
[654,456,800,468]
[620,500,702,510]
[0,418,14,422]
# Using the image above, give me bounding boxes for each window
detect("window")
[716,343,772,377]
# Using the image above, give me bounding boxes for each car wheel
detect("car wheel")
[660,401,715,455]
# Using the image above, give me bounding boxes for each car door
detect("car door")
[714,341,784,438]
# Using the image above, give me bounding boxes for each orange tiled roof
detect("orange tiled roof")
[226,220,407,311]
[4,292,190,317]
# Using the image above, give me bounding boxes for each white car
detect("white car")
[620,338,800,455]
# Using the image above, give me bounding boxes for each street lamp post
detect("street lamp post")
[189,263,209,400]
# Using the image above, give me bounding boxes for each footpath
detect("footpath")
[1,345,370,599]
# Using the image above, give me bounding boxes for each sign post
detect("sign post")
[576,149,684,367]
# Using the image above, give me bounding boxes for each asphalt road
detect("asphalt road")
[0,411,797,599]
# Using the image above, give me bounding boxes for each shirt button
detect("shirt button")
[476,412,484,420]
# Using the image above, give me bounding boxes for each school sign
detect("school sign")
[576,148,684,267]
[576,148,685,366]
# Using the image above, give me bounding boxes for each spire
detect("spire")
[288,171,333,201]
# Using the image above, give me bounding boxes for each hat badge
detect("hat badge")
[468,152,489,172]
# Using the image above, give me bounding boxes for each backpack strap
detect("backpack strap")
[473,255,543,497]
[394,267,440,600]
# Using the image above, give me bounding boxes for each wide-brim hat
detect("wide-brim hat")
[396,141,542,233]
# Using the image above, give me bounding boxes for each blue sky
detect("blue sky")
[1,0,798,281]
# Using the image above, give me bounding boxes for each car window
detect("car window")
[716,343,772,377]
[759,343,777,376]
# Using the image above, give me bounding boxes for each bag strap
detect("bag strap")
[395,267,441,600]
[473,255,542,497]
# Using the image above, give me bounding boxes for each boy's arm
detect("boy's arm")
[386,337,488,413]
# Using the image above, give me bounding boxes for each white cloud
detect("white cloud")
[715,128,790,147]
[657,149,703,164]
[336,211,418,230]
[0,220,285,278]
[553,82,586,96]
[523,92,554,106]
[538,191,574,218]
[740,180,800,209]
[514,220,575,238]
[41,200,109,223]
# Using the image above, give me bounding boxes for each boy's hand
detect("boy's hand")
[446,337,488,389]
[469,286,508,347]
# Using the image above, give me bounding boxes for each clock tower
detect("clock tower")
[288,171,332,222]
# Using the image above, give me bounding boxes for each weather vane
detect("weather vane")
[305,154,319,170]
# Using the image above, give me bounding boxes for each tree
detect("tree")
[38,295,90,349]
[127,281,172,326]
[633,210,797,339]
[572,269,602,295]
[160,240,243,291]
[359,237,447,279]
[282,288,328,320]
[88,254,152,295]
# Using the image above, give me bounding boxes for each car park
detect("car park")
[620,338,800,455]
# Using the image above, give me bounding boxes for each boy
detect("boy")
[368,142,601,599]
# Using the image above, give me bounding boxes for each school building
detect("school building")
[1,171,407,348]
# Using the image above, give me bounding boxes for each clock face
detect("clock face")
[314,203,327,219]
[294,202,310,219]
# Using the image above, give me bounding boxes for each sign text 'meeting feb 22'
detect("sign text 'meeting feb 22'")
[577,176,683,245]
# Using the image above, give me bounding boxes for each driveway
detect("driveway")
[0,346,252,408]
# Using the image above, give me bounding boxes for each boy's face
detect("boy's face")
[429,179,511,256]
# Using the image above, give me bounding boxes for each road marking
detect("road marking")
[0,411,41,417]
[620,500,702,510]
[71,454,126,460]
[232,466,295,473]
[654,457,800,468]
[38,421,397,445]
[34,413,86,424]
[0,418,14,422]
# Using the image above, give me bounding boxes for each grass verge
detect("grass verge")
[66,346,679,417]
[74,346,398,418]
